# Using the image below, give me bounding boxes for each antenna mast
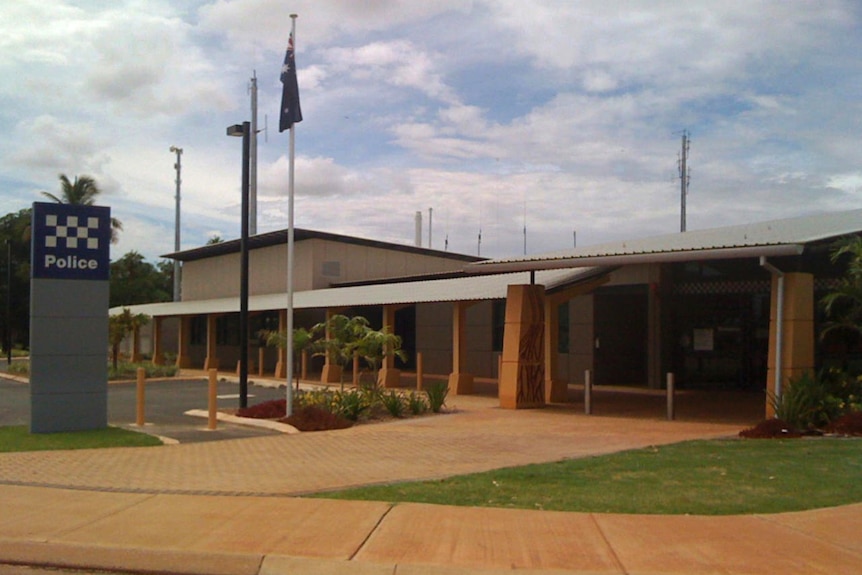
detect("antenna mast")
[678,130,690,232]
[249,71,258,235]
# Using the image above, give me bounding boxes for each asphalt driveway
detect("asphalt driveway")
[0,376,289,443]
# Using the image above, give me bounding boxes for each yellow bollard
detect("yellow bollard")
[135,367,146,426]
[208,368,218,430]
[416,352,424,390]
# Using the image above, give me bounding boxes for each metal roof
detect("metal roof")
[112,267,609,318]
[163,227,484,263]
[468,208,862,273]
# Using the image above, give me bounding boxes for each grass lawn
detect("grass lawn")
[0,425,163,452]
[311,438,862,515]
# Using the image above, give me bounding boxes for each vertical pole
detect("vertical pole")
[239,121,250,409]
[285,14,298,417]
[135,367,146,426]
[208,368,218,430]
[249,72,258,236]
[666,372,675,421]
[171,147,182,302]
[5,240,11,366]
[416,351,424,390]
[680,131,688,233]
[584,369,592,415]
[428,207,433,249]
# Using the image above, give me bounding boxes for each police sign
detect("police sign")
[32,202,111,281]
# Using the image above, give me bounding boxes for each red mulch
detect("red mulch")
[236,399,286,419]
[739,419,803,439]
[279,405,353,431]
[828,411,862,436]
[235,399,353,432]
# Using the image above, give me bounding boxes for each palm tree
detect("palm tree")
[41,174,123,243]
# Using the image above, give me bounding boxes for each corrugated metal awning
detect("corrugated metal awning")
[468,208,862,273]
[111,267,609,318]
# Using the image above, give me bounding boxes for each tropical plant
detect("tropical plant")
[426,380,449,413]
[312,315,371,390]
[381,390,405,418]
[41,174,123,243]
[108,308,149,370]
[407,391,428,415]
[264,326,317,390]
[821,235,862,341]
[356,325,407,386]
[333,388,372,421]
[770,369,862,432]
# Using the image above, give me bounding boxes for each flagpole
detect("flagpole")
[285,13,298,417]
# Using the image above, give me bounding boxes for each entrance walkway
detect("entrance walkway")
[0,390,858,574]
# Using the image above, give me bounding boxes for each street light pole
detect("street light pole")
[5,240,11,366]
[227,122,251,409]
[169,146,183,302]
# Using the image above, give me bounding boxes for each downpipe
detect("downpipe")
[759,256,784,408]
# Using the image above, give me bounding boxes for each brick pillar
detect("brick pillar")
[448,300,475,395]
[152,316,164,366]
[500,284,545,409]
[176,316,192,368]
[131,325,142,363]
[766,272,815,418]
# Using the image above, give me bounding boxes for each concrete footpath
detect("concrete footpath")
[0,394,860,574]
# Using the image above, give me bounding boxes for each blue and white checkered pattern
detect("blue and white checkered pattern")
[44,214,101,250]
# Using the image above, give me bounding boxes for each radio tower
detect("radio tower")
[678,130,690,232]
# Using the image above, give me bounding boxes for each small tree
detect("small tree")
[108,308,149,369]
[312,315,371,390]
[264,326,316,391]
[356,325,407,386]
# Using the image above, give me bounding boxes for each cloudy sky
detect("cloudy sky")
[1,1,861,263]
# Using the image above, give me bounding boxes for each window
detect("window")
[558,301,570,354]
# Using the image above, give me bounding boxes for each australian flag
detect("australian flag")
[279,33,303,132]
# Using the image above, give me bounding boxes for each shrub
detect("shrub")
[426,380,449,413]
[407,391,428,415]
[769,369,862,432]
[381,390,405,418]
[108,362,179,380]
[334,388,372,421]
[7,360,29,376]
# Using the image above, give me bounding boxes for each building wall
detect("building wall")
[465,301,497,379]
[415,302,452,375]
[180,239,469,301]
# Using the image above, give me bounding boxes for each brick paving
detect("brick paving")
[0,395,743,496]
[1,391,860,575]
